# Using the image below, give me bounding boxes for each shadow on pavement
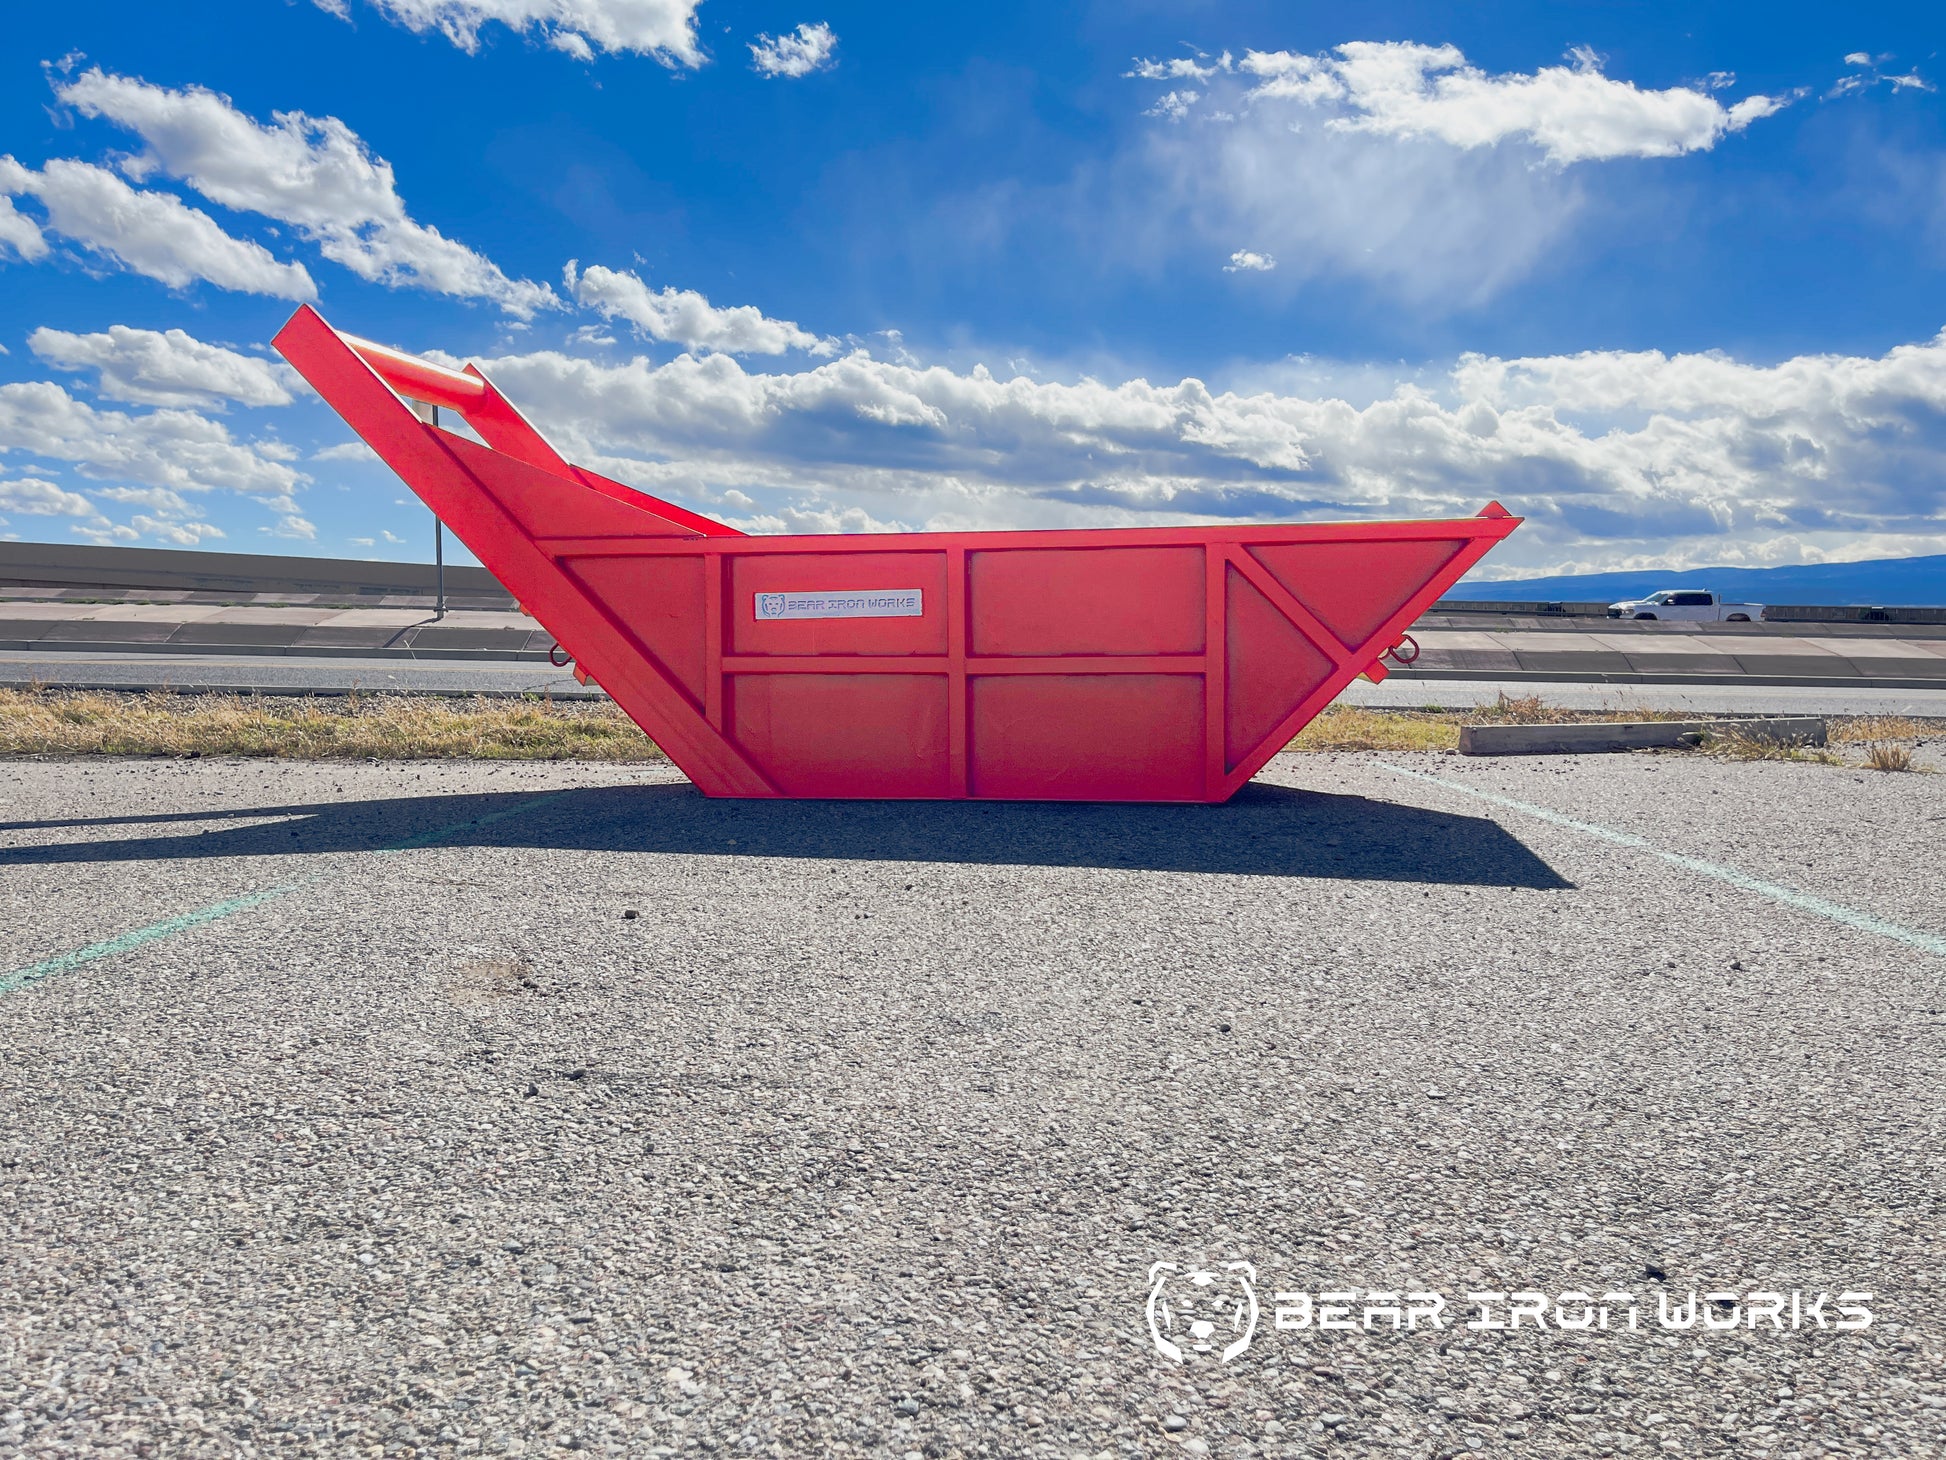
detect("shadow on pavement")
[0,780,1570,887]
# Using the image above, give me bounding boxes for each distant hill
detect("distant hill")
[1446,553,1946,607]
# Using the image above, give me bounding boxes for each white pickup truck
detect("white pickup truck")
[1606,589,1764,622]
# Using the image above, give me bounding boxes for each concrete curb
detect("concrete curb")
[0,674,607,701]
[1459,717,1828,756]
[0,637,557,663]
[1392,668,1946,691]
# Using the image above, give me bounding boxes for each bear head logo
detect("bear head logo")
[1146,1260,1259,1363]
[757,593,787,619]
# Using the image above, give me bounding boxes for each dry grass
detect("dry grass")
[1466,690,1688,725]
[1829,715,1929,745]
[0,687,661,761]
[1697,727,1837,764]
[0,685,1934,767]
[1289,704,1458,752]
[1863,742,1916,772]
[1830,715,1932,773]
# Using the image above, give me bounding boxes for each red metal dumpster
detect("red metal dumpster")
[275,305,1519,802]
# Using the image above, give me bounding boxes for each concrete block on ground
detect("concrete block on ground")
[1459,717,1828,756]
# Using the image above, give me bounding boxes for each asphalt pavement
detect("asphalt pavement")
[2,751,1942,1458]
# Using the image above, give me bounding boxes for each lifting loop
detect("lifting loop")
[547,642,573,668]
[1384,633,1421,666]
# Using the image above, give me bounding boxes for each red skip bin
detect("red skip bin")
[276,306,1519,802]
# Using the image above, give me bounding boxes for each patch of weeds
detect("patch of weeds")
[0,687,664,761]
[1698,728,1838,764]
[1863,741,1915,772]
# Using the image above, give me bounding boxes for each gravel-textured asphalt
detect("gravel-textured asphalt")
[1,752,1942,1459]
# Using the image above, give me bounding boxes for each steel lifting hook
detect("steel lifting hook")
[1384,633,1421,666]
[547,642,574,668]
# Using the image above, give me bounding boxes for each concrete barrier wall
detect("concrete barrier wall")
[4,541,1942,630]
[0,541,509,602]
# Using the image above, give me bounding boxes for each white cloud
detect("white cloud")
[55,69,558,317]
[750,22,837,79]
[71,522,141,544]
[1829,53,1933,98]
[0,380,307,498]
[132,513,225,545]
[93,484,193,514]
[0,193,48,261]
[565,261,835,356]
[450,327,1946,574]
[1145,89,1199,122]
[1226,42,1787,163]
[1113,40,1790,307]
[381,528,406,543]
[1129,54,1232,83]
[264,514,317,539]
[0,476,97,518]
[315,439,383,463]
[1224,249,1275,272]
[30,325,297,409]
[0,156,316,299]
[326,0,704,66]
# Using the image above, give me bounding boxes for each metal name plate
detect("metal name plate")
[754,589,924,621]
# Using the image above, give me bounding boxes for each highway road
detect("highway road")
[7,648,1946,718]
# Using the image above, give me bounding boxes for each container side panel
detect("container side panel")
[729,673,952,798]
[969,674,1204,801]
[1248,539,1462,650]
[729,552,948,656]
[562,555,709,708]
[966,547,1205,657]
[1224,565,1336,769]
[440,434,697,539]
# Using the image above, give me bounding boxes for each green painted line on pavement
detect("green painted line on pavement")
[1384,763,1946,959]
[0,791,571,997]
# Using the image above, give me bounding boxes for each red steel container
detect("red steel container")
[276,306,1519,802]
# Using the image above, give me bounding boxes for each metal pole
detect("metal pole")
[428,403,447,620]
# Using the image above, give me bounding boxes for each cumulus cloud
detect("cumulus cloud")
[0,380,307,498]
[0,155,316,299]
[319,0,704,66]
[30,325,297,409]
[0,193,48,261]
[750,22,837,78]
[133,514,226,546]
[565,261,835,356]
[1135,41,1787,162]
[0,476,97,518]
[314,439,383,463]
[55,69,558,317]
[1224,249,1275,272]
[447,328,1946,573]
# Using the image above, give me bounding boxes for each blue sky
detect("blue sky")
[0,0,1942,576]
